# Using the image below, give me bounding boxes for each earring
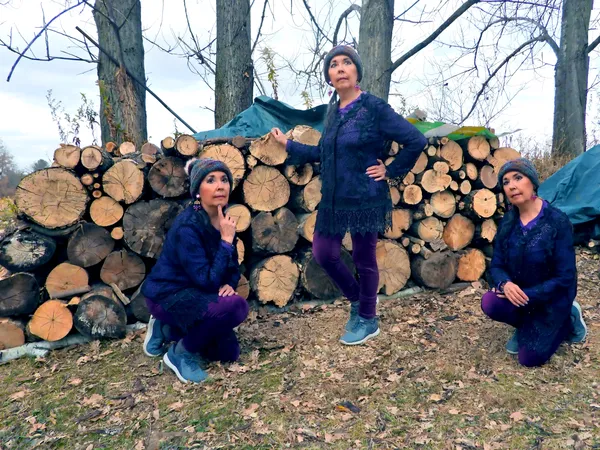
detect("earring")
[193,194,202,212]
[355,83,360,90]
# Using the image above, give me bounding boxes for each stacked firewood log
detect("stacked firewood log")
[0,126,519,350]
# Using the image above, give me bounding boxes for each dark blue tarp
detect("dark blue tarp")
[538,144,600,241]
[193,96,328,140]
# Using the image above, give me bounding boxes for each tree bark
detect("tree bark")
[358,0,394,100]
[93,0,147,147]
[215,0,253,127]
[552,0,592,157]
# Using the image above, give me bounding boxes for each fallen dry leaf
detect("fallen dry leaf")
[168,401,184,411]
[82,394,104,407]
[68,378,83,386]
[510,411,524,422]
[134,439,145,450]
[429,394,443,403]
[9,391,27,401]
[242,403,259,418]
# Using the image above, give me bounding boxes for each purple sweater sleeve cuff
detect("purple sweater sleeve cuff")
[221,240,234,253]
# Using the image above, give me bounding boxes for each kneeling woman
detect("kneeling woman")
[141,158,248,383]
[481,158,587,367]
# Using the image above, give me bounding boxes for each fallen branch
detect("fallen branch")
[0,322,146,364]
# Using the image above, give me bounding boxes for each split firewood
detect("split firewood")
[244,166,291,212]
[250,255,299,307]
[15,168,89,229]
[53,144,81,168]
[376,240,411,295]
[200,144,246,188]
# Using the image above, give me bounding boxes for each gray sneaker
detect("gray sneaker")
[568,301,588,343]
[340,316,380,345]
[506,330,518,355]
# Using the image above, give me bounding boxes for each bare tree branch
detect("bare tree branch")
[389,0,480,73]
[395,0,421,20]
[301,0,333,45]
[461,35,544,123]
[589,35,600,53]
[252,0,269,54]
[5,0,86,81]
[333,4,360,46]
[476,16,559,58]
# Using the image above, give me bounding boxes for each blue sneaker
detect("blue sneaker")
[340,316,380,345]
[345,302,359,332]
[345,297,379,332]
[568,301,587,343]
[143,316,167,357]
[506,330,518,355]
[163,345,208,384]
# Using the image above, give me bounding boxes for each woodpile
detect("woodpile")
[0,126,517,351]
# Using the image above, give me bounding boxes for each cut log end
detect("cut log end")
[74,295,127,339]
[200,144,246,189]
[457,248,486,282]
[29,300,73,342]
[411,251,458,289]
[376,240,411,295]
[250,255,299,307]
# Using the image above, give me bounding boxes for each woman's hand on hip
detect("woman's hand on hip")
[498,281,529,307]
[218,205,237,244]
[366,159,388,181]
[219,284,236,297]
[270,127,288,147]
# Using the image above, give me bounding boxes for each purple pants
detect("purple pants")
[147,295,248,362]
[481,291,565,367]
[313,231,379,319]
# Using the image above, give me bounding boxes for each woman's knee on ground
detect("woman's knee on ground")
[518,349,552,368]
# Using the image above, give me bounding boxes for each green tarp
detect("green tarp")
[193,96,498,141]
[538,144,600,241]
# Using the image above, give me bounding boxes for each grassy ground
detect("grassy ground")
[1,251,599,450]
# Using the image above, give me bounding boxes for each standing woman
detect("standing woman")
[481,158,587,367]
[271,45,427,345]
[141,158,249,383]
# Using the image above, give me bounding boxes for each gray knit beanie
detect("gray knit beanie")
[497,158,540,191]
[323,45,363,84]
[186,158,234,198]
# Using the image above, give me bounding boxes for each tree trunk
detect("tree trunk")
[215,0,253,127]
[552,0,592,157]
[93,0,147,147]
[358,0,394,100]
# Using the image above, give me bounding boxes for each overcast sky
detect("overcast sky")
[0,0,599,170]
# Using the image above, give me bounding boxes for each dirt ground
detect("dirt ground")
[1,251,599,450]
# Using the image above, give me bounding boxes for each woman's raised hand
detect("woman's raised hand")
[218,205,236,244]
[366,159,388,181]
[271,127,288,147]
